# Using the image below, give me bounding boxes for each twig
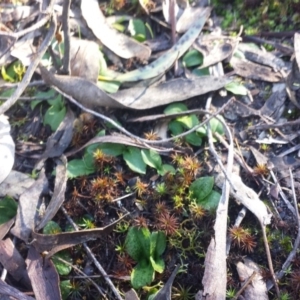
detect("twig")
[0,17,56,115]
[62,0,72,74]
[233,271,257,300]
[61,207,123,300]
[247,118,300,131]
[55,257,108,299]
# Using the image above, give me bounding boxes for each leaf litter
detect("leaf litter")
[1,0,300,299]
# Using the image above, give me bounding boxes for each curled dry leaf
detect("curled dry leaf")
[112,7,212,82]
[230,56,283,82]
[26,246,61,300]
[40,65,230,110]
[215,172,272,226]
[0,115,15,185]
[81,0,151,60]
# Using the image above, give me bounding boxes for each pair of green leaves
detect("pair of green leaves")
[189,176,221,211]
[164,103,225,146]
[125,227,166,289]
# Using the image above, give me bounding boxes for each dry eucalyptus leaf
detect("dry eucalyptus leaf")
[112,7,211,82]
[0,238,31,288]
[26,246,61,300]
[81,0,151,60]
[11,169,49,242]
[0,170,35,199]
[194,37,236,69]
[31,217,124,257]
[236,258,268,300]
[295,32,300,69]
[0,219,14,240]
[36,156,67,231]
[70,38,100,82]
[125,289,140,300]
[215,172,272,226]
[40,65,229,110]
[0,279,34,300]
[230,56,283,82]
[0,115,15,185]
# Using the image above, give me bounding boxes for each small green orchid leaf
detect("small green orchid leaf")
[157,164,176,176]
[209,117,225,135]
[141,149,162,170]
[123,146,146,174]
[60,280,71,300]
[131,260,154,289]
[199,190,221,211]
[150,256,165,273]
[154,231,166,257]
[97,80,121,93]
[193,67,210,76]
[44,95,66,131]
[128,19,147,42]
[67,158,96,178]
[98,143,126,156]
[176,114,199,129]
[185,132,202,146]
[164,103,188,114]
[0,197,18,225]
[225,81,248,95]
[136,227,151,257]
[168,120,184,136]
[52,251,72,275]
[189,176,214,202]
[125,227,144,261]
[182,49,203,68]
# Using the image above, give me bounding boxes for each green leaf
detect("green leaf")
[125,227,148,261]
[0,88,15,98]
[164,103,188,115]
[149,256,165,273]
[99,143,126,156]
[44,95,66,131]
[192,67,210,76]
[157,164,176,176]
[189,176,214,202]
[43,221,62,234]
[31,89,56,110]
[0,197,18,225]
[177,114,199,129]
[225,81,248,95]
[182,49,203,68]
[196,125,207,136]
[128,19,147,42]
[168,120,184,135]
[123,146,146,174]
[60,280,72,300]
[152,231,166,257]
[199,190,221,211]
[141,149,162,170]
[131,260,154,289]
[97,80,121,93]
[209,117,224,135]
[67,152,96,179]
[185,132,202,146]
[52,251,72,275]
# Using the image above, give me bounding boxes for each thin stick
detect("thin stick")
[61,207,123,300]
[62,0,72,74]
[233,272,257,300]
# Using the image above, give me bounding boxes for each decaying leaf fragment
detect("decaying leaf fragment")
[0,115,15,185]
[236,258,268,300]
[81,0,151,60]
[215,172,272,226]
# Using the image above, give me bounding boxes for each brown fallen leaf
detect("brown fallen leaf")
[0,218,14,240]
[11,169,49,242]
[0,279,34,300]
[81,0,151,60]
[0,238,31,288]
[230,56,282,82]
[0,33,16,60]
[32,216,126,257]
[36,156,67,231]
[26,246,61,300]
[40,65,230,110]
